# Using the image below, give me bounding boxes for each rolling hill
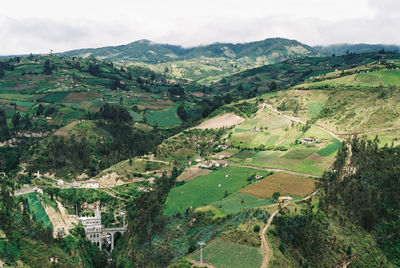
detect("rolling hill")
[61,38,318,84]
[212,52,400,96]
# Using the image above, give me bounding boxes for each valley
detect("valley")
[0,39,399,268]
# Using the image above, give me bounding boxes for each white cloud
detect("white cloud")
[0,0,398,54]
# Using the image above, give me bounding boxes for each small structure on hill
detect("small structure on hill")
[300,137,320,144]
[217,144,228,150]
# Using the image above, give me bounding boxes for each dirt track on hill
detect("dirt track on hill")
[263,103,343,141]
[260,192,316,268]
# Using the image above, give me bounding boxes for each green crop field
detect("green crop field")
[24,192,52,228]
[129,110,143,121]
[190,239,263,268]
[236,149,325,175]
[283,146,317,160]
[145,107,182,127]
[211,192,273,214]
[39,92,69,103]
[164,166,270,215]
[317,139,342,156]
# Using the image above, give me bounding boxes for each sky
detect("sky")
[0,0,399,55]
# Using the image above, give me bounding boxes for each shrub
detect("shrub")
[253,225,261,233]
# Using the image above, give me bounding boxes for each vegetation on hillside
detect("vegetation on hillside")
[268,137,400,267]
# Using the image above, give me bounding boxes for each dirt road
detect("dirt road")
[259,192,316,268]
[189,259,216,268]
[263,103,343,141]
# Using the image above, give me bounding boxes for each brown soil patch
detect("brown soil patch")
[240,172,315,198]
[195,113,245,129]
[315,140,328,148]
[0,99,11,104]
[16,106,27,112]
[156,99,173,104]
[294,90,309,96]
[138,104,169,109]
[65,92,100,101]
[90,106,101,112]
[78,102,93,110]
[177,166,213,182]
[191,91,205,97]
[212,151,236,159]
[44,201,79,237]
[306,153,324,162]
[54,121,78,137]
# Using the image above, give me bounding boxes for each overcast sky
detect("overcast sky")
[0,0,399,55]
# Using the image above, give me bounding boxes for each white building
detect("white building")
[57,180,64,187]
[79,205,102,247]
[86,182,100,188]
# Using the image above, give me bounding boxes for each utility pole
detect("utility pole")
[198,241,205,264]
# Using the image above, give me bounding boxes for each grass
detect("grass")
[282,146,317,160]
[164,166,270,215]
[240,172,316,199]
[233,150,256,159]
[95,157,169,178]
[189,239,263,268]
[145,106,182,127]
[129,110,143,121]
[23,192,53,228]
[211,192,274,214]
[307,102,324,117]
[195,205,226,218]
[252,150,283,162]
[240,149,325,175]
[317,139,342,156]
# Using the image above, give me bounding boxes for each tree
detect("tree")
[224,94,232,104]
[269,81,278,91]
[272,192,280,200]
[177,104,188,121]
[36,104,44,116]
[12,112,20,130]
[43,59,52,75]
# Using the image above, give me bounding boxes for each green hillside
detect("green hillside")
[61,38,317,83]
[2,46,400,268]
[212,52,400,96]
